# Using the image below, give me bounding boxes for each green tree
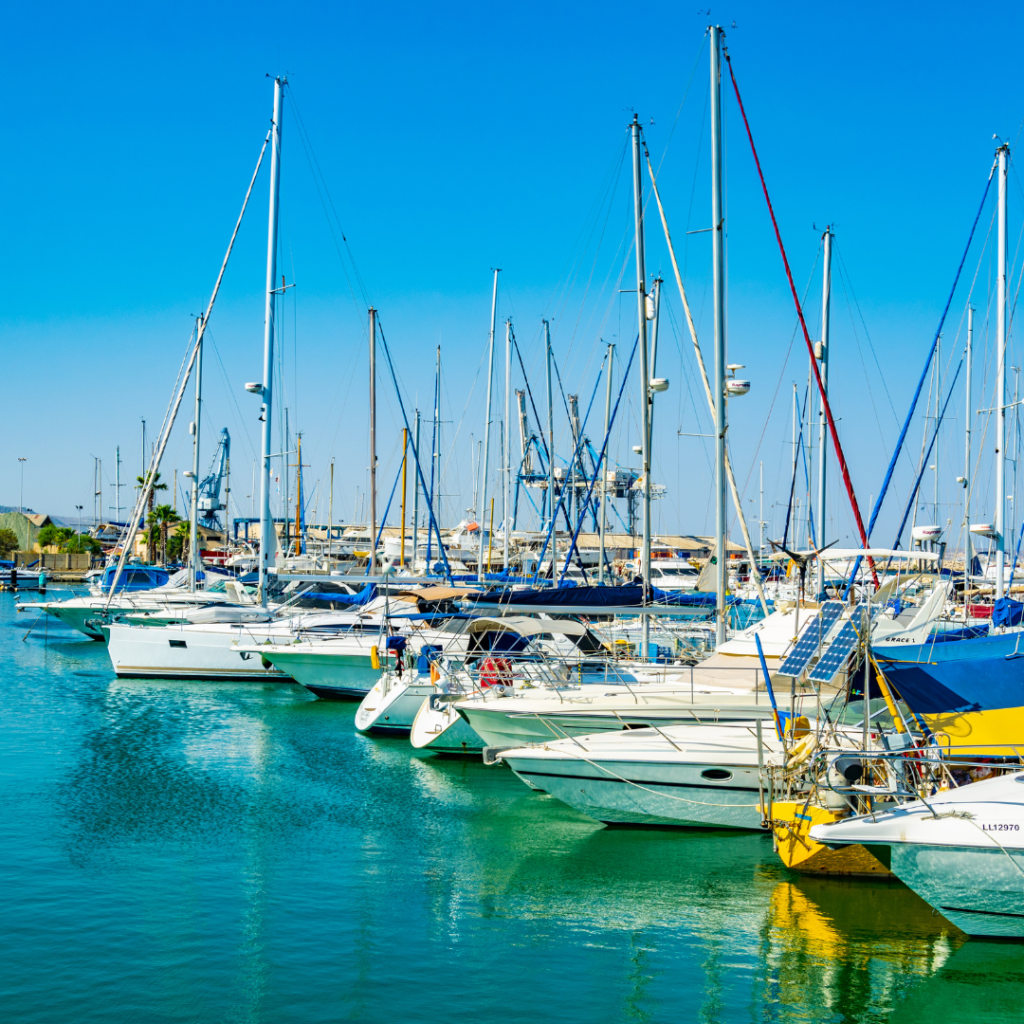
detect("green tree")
[136,471,168,517]
[37,524,99,556]
[0,528,18,557]
[64,533,100,555]
[37,524,62,550]
[148,504,181,564]
[167,522,189,563]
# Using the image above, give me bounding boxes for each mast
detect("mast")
[427,348,439,565]
[964,307,973,584]
[544,319,555,538]
[369,307,378,575]
[224,443,230,544]
[188,315,204,590]
[477,269,500,580]
[816,225,832,596]
[630,114,652,657]
[504,319,512,572]
[996,143,1009,602]
[646,276,662,470]
[283,407,290,553]
[412,413,420,570]
[400,427,408,569]
[935,336,941,528]
[759,460,764,564]
[329,458,334,564]
[258,75,284,606]
[294,433,303,555]
[600,343,614,582]
[115,446,121,523]
[710,26,728,645]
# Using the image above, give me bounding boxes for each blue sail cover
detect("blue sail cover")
[472,584,739,609]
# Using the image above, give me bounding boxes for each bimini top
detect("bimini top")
[465,615,587,637]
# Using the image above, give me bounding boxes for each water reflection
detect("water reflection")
[2,590,1020,1024]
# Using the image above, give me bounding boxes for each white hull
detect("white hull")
[496,724,785,830]
[355,676,434,733]
[892,844,1024,939]
[410,698,482,753]
[810,772,1024,938]
[106,622,293,681]
[459,695,777,749]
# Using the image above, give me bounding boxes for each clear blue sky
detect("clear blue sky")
[5,0,1024,552]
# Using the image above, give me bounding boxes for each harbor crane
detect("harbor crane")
[197,428,230,530]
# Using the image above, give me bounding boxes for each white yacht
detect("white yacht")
[496,722,783,830]
[809,771,1024,938]
[19,573,246,640]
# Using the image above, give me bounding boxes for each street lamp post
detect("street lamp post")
[18,458,26,513]
[75,505,83,549]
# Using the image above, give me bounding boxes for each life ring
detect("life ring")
[478,656,513,688]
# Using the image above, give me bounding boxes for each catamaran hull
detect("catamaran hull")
[501,753,766,830]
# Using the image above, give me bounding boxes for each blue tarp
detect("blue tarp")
[992,598,1024,629]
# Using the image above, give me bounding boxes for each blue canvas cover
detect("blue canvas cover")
[992,597,1024,629]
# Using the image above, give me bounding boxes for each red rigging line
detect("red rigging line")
[722,47,878,586]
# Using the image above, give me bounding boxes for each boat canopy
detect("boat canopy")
[465,616,587,637]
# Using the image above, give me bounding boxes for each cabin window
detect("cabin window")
[700,768,732,782]
[169,639,187,649]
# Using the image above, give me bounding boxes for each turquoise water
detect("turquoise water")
[2,592,1022,1024]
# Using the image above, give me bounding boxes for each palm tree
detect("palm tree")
[167,522,189,563]
[152,504,181,564]
[136,471,168,517]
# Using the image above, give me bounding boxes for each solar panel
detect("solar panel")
[777,614,822,678]
[817,601,845,639]
[807,610,863,683]
[776,601,846,678]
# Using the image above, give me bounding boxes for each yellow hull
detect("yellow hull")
[771,800,891,877]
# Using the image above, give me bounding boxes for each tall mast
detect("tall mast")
[224,443,230,544]
[544,319,555,538]
[504,319,512,572]
[283,407,290,553]
[759,460,764,564]
[427,348,439,565]
[258,75,284,606]
[710,26,728,645]
[188,315,204,590]
[630,114,652,657]
[368,307,378,575]
[294,433,303,555]
[478,268,500,580]
[647,276,662,459]
[329,458,334,564]
[816,225,832,596]
[996,143,1009,602]
[964,307,973,582]
[600,343,614,582]
[412,412,420,570]
[400,427,408,568]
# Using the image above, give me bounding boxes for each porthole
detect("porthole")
[700,768,732,782]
